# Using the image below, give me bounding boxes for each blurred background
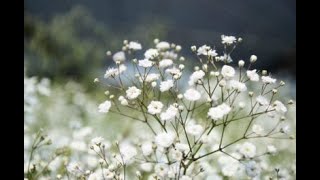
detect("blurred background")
[24,0,296,87]
[24,2,296,178]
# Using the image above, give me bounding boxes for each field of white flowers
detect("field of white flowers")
[24,36,296,180]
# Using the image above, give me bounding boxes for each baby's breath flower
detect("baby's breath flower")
[144,48,159,59]
[154,38,159,44]
[148,101,164,115]
[175,45,182,52]
[262,76,276,84]
[156,41,171,51]
[247,69,259,81]
[128,41,142,50]
[184,88,201,101]
[188,70,205,86]
[98,100,111,113]
[155,132,175,148]
[221,35,237,45]
[159,59,173,68]
[112,51,126,63]
[160,105,178,121]
[250,55,257,63]
[238,60,245,67]
[126,86,142,100]
[239,142,256,158]
[139,59,153,68]
[221,65,235,79]
[160,80,174,92]
[106,51,112,56]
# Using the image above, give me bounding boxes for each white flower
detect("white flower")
[252,124,264,135]
[144,48,159,59]
[166,67,182,77]
[222,162,239,177]
[91,137,105,146]
[208,49,218,57]
[175,143,189,154]
[128,41,142,50]
[207,106,224,120]
[160,80,174,92]
[208,103,231,120]
[197,45,211,56]
[140,163,153,172]
[141,142,153,156]
[245,161,261,178]
[238,60,245,67]
[184,88,201,101]
[104,64,127,78]
[147,101,164,115]
[188,70,205,86]
[155,132,175,148]
[261,76,276,84]
[104,68,118,78]
[186,123,204,136]
[250,55,257,63]
[142,73,160,82]
[246,69,259,81]
[98,100,111,113]
[181,175,192,180]
[154,163,169,177]
[170,149,183,161]
[273,100,287,114]
[160,105,178,121]
[227,80,247,92]
[239,142,256,158]
[126,86,141,100]
[151,82,157,87]
[218,103,231,114]
[238,101,245,108]
[90,168,115,180]
[119,143,137,163]
[159,59,173,68]
[156,41,171,50]
[175,45,182,51]
[256,95,269,106]
[163,51,178,60]
[267,145,277,154]
[139,59,153,68]
[221,65,235,79]
[120,99,128,106]
[112,51,126,63]
[67,162,83,176]
[221,35,237,45]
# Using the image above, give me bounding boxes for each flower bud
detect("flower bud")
[249,91,254,97]
[238,60,245,67]
[191,45,197,52]
[262,70,267,75]
[151,81,157,87]
[179,57,185,61]
[250,55,257,63]
[175,45,182,52]
[106,51,112,56]
[94,78,99,83]
[179,64,185,70]
[123,40,128,45]
[154,38,159,44]
[280,81,285,86]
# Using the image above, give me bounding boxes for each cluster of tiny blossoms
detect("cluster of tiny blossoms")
[93,36,295,180]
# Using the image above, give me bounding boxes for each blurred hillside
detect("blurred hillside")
[24,0,296,86]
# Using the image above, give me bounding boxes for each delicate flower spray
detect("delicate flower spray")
[91,37,296,180]
[25,37,296,180]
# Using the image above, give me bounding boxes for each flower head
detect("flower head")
[147,101,164,115]
[155,132,175,148]
[184,88,201,101]
[112,51,126,63]
[160,80,174,92]
[126,86,141,100]
[98,100,111,113]
[221,65,235,79]
[221,35,237,45]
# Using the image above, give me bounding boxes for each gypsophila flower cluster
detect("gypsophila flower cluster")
[25,36,296,180]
